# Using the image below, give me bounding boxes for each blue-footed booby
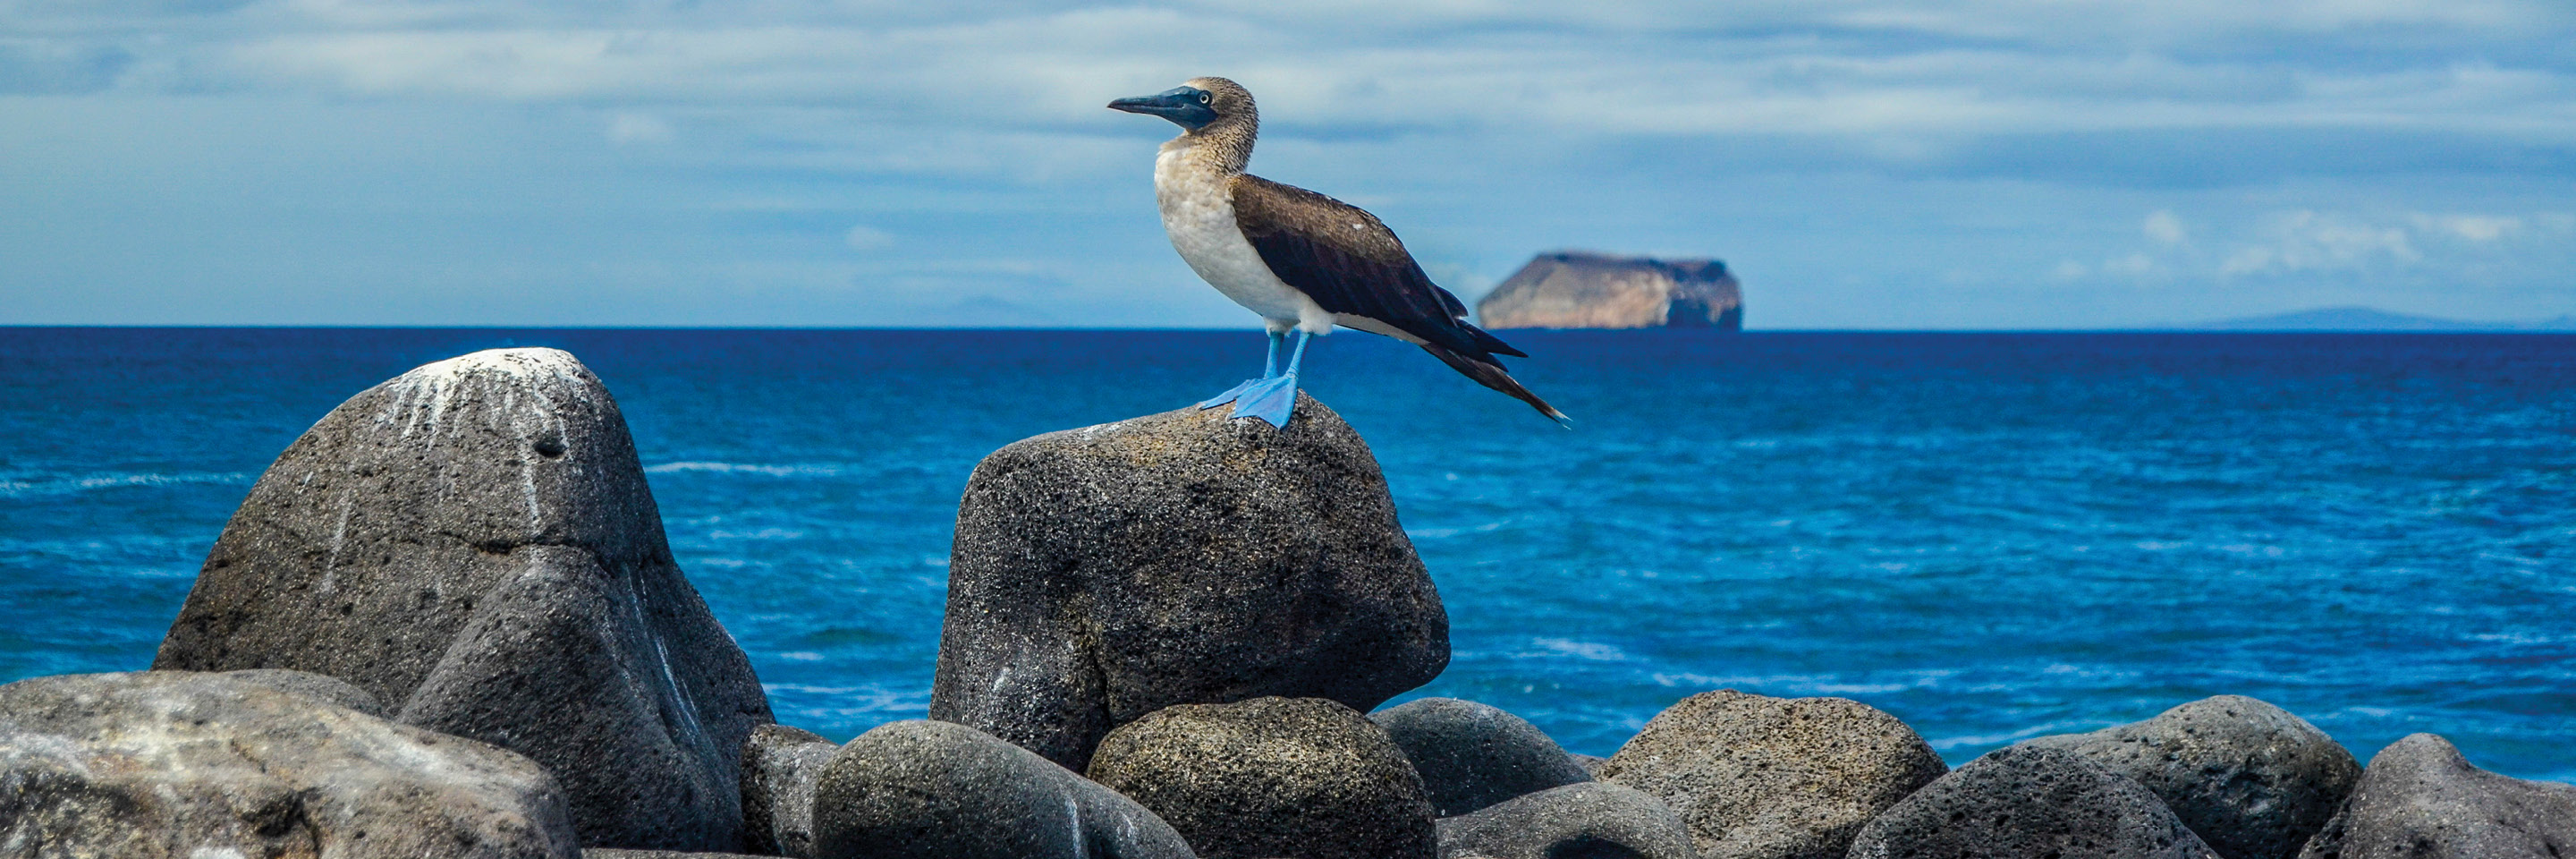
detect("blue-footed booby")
[1109,76,1568,428]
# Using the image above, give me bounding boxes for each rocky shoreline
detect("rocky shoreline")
[3,347,2569,858]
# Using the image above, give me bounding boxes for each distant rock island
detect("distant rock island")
[2182,306,2576,332]
[1476,251,1743,331]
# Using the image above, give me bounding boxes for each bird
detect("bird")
[1108,76,1567,429]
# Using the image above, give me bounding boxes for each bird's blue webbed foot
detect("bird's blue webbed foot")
[1199,329,1298,422]
[1194,378,1261,410]
[1228,374,1299,427]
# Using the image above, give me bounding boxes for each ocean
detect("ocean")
[4,327,2572,780]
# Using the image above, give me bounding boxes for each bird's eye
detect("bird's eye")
[1197,91,1211,105]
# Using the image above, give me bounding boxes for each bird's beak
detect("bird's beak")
[1107,87,1218,131]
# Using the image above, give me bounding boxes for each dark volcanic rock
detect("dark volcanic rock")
[586,852,767,858]
[152,348,774,851]
[1372,697,1593,817]
[2025,695,2360,859]
[1087,696,1436,859]
[1571,753,1611,777]
[221,667,386,716]
[2295,733,2576,859]
[1597,690,1945,859]
[0,671,579,858]
[1435,782,1693,859]
[930,395,1446,770]
[1475,251,1743,331]
[741,724,837,858]
[1847,744,2218,859]
[809,719,1192,859]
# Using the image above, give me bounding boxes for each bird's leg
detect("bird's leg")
[1195,329,1285,411]
[1229,329,1309,427]
[1283,329,1310,376]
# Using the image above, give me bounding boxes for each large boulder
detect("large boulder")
[1087,696,1436,859]
[1597,690,1945,859]
[1847,744,2218,859]
[152,348,774,851]
[1435,782,1694,859]
[221,667,388,717]
[0,671,579,858]
[809,719,1194,859]
[2295,733,2576,859]
[2025,695,2360,859]
[1372,697,1593,817]
[930,394,1447,770]
[740,724,838,858]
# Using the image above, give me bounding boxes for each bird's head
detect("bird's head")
[1107,76,1253,132]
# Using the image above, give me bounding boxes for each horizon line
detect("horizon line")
[8,324,2573,335]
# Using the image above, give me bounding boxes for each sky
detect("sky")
[3,0,2572,328]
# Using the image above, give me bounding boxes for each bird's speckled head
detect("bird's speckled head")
[1108,76,1257,134]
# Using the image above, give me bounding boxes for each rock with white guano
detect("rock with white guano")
[0,671,580,859]
[151,347,773,851]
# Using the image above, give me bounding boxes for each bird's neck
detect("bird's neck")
[1160,115,1255,177]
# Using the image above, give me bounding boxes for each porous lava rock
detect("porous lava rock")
[221,667,387,717]
[1086,696,1436,859]
[740,724,838,858]
[2025,695,2360,859]
[1372,697,1593,817]
[930,394,1446,770]
[0,671,580,858]
[1597,690,1945,859]
[2294,733,2576,859]
[1846,744,2218,859]
[152,347,774,851]
[809,719,1193,859]
[1434,782,1693,859]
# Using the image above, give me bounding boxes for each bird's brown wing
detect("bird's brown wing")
[1228,174,1523,359]
[1230,174,1564,422]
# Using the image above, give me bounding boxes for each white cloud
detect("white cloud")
[2052,259,2089,279]
[2143,209,2187,245]
[2411,212,2523,242]
[2102,251,2157,276]
[844,224,894,251]
[2219,209,2421,276]
[11,0,2560,147]
[606,111,670,144]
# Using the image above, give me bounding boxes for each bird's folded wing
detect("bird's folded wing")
[1229,174,1524,359]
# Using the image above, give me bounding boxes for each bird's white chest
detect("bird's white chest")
[1154,150,1322,326]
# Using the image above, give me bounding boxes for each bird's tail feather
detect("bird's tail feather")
[1419,344,1571,427]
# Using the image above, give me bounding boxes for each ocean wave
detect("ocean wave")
[0,471,251,499]
[644,461,844,478]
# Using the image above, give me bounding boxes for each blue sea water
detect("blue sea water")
[4,327,2572,780]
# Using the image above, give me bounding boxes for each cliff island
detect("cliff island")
[1476,251,1745,331]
